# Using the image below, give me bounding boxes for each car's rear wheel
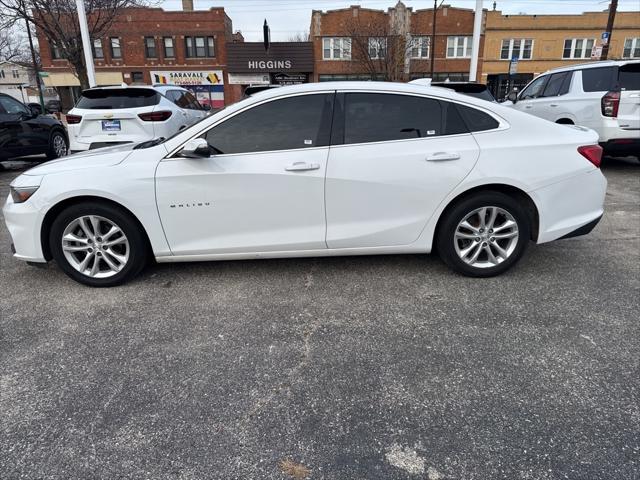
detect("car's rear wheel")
[437,192,530,277]
[49,202,148,287]
[46,130,68,160]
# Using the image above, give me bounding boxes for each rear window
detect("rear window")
[582,67,617,92]
[76,88,160,109]
[618,63,640,91]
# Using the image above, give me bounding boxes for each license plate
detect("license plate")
[102,120,121,132]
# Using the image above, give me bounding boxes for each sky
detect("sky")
[159,0,640,41]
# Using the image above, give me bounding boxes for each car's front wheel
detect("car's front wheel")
[436,192,531,277]
[46,130,68,160]
[49,202,148,287]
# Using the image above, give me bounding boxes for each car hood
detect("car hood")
[23,143,138,176]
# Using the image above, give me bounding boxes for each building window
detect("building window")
[623,38,640,58]
[131,71,144,83]
[0,70,4,78]
[93,39,104,59]
[185,36,215,58]
[368,37,387,59]
[447,36,472,58]
[163,37,174,58]
[110,37,122,58]
[51,43,62,59]
[500,39,533,60]
[410,36,430,59]
[144,37,156,58]
[322,37,351,60]
[562,38,595,59]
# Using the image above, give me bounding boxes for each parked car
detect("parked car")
[431,82,497,102]
[27,102,43,115]
[44,99,62,113]
[505,60,640,158]
[4,82,606,287]
[243,84,282,97]
[0,93,68,162]
[65,85,208,153]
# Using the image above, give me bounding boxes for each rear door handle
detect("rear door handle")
[525,105,533,109]
[550,103,559,107]
[426,152,461,162]
[285,162,320,171]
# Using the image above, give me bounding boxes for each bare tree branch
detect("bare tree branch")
[0,0,151,88]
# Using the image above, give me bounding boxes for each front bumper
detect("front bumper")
[3,194,47,263]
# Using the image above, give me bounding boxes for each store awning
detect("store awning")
[42,71,123,87]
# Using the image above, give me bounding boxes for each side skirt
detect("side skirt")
[155,245,429,263]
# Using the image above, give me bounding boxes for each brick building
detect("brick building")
[482,9,640,99]
[37,1,244,110]
[310,1,484,82]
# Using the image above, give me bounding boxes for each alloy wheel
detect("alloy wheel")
[454,206,519,269]
[61,215,130,278]
[53,134,67,157]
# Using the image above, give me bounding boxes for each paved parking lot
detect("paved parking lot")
[1,156,638,480]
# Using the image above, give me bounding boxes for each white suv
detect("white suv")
[506,60,640,158]
[66,85,208,153]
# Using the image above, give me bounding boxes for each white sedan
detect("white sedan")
[3,82,606,287]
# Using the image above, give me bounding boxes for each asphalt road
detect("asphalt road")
[1,156,639,480]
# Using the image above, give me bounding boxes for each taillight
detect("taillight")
[138,111,172,122]
[66,114,82,124]
[578,145,603,168]
[601,90,620,117]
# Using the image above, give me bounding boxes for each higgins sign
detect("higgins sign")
[226,42,314,74]
[248,60,293,69]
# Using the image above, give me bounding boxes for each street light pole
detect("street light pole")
[75,0,96,87]
[600,0,617,60]
[25,18,45,111]
[430,0,436,78]
[469,0,483,82]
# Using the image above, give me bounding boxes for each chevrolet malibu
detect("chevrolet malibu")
[3,82,607,287]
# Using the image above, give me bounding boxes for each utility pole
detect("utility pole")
[24,18,45,111]
[75,0,97,87]
[430,0,436,77]
[600,0,617,60]
[469,0,483,82]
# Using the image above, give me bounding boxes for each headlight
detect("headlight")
[10,186,39,204]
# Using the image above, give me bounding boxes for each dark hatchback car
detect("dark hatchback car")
[0,93,68,162]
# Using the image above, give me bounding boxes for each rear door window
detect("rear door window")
[582,67,617,92]
[76,88,160,109]
[618,63,640,90]
[343,93,442,144]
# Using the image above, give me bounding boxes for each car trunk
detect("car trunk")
[72,88,161,146]
[617,63,640,129]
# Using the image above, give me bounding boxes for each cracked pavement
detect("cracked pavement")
[1,156,639,479]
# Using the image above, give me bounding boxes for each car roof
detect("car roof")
[81,85,187,93]
[244,81,494,108]
[544,59,640,75]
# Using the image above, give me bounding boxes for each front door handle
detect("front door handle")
[285,162,320,171]
[426,152,461,162]
[550,103,559,107]
[525,104,533,109]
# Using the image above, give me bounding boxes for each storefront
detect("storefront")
[226,42,314,95]
[150,70,225,109]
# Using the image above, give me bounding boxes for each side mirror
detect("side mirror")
[506,89,518,103]
[29,105,41,117]
[178,137,211,158]
[202,104,211,111]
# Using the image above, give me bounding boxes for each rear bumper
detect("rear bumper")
[559,214,602,239]
[533,169,607,244]
[600,138,640,156]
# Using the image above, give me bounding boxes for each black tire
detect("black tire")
[436,191,531,277]
[49,202,148,287]
[46,129,68,160]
